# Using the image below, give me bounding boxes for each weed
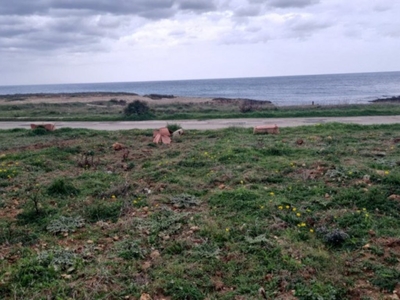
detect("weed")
[371,268,400,292]
[117,240,147,260]
[170,194,201,208]
[167,123,182,133]
[46,216,85,234]
[77,150,99,169]
[84,201,122,223]
[316,227,349,247]
[47,178,79,196]
[164,278,204,300]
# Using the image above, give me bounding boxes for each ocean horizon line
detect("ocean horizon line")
[1,70,399,89]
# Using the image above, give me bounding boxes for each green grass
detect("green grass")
[0,123,399,299]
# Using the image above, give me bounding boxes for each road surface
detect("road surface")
[0,116,399,131]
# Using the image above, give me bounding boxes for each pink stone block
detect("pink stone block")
[30,123,55,131]
[253,124,279,134]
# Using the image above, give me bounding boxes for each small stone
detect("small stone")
[139,293,152,300]
[113,236,119,241]
[142,261,151,270]
[150,250,160,260]
[87,240,94,244]
[190,226,200,231]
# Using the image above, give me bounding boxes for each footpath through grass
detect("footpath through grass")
[0,123,400,299]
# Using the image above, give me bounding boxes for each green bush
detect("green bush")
[124,100,150,117]
[47,178,79,196]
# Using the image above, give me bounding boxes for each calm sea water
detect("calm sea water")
[1,71,399,106]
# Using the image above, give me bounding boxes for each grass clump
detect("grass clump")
[47,178,79,196]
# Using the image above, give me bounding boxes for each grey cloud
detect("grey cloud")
[286,16,332,39]
[234,5,261,17]
[53,0,176,19]
[0,0,216,18]
[268,0,319,8]
[248,0,319,9]
[0,0,48,16]
[177,0,216,12]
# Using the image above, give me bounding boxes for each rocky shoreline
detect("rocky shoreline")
[370,96,400,103]
[0,92,274,106]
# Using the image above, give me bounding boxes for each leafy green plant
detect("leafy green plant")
[85,201,122,223]
[47,178,79,196]
[164,278,204,300]
[46,216,85,234]
[170,194,201,208]
[117,240,147,260]
[166,123,182,133]
[316,227,349,247]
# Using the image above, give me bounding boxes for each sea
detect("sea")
[1,71,400,106]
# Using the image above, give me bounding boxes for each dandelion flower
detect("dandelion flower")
[225,228,230,232]
[385,171,389,175]
[278,206,283,210]
[269,192,275,196]
[111,195,116,199]
[310,229,314,233]
[296,213,301,217]
[285,205,290,209]
[292,207,297,212]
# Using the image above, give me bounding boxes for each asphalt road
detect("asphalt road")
[1,116,400,131]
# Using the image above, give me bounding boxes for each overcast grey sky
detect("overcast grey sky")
[0,0,399,85]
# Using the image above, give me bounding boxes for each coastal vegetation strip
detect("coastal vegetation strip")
[1,93,400,121]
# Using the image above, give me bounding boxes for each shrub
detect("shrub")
[167,123,182,133]
[47,178,79,196]
[124,100,150,117]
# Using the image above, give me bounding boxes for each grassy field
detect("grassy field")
[0,123,400,299]
[2,98,400,121]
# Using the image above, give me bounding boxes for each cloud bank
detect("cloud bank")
[0,0,399,84]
